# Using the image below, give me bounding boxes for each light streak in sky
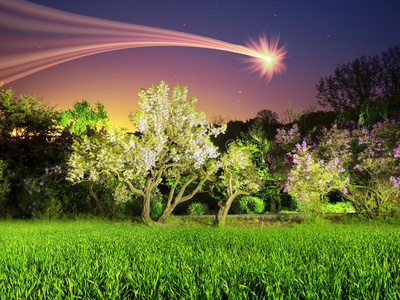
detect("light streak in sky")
[0,0,287,84]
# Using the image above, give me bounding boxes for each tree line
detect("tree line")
[0,44,399,223]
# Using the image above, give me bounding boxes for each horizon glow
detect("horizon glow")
[0,0,287,85]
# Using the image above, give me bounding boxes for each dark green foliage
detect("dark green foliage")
[150,193,164,219]
[297,110,338,136]
[212,119,251,152]
[0,160,9,213]
[0,87,71,216]
[0,221,399,298]
[0,88,66,171]
[254,109,280,140]
[0,88,59,139]
[150,201,163,219]
[234,196,265,214]
[0,88,118,218]
[212,109,281,152]
[335,96,400,128]
[237,122,285,213]
[381,45,400,101]
[168,192,218,216]
[187,202,207,216]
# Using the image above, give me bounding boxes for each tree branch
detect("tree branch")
[149,166,166,191]
[181,176,209,203]
[124,179,145,197]
[175,175,199,204]
[226,167,233,196]
[166,173,181,208]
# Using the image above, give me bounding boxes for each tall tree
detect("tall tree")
[0,87,69,215]
[256,109,279,125]
[68,82,225,222]
[380,45,400,101]
[0,88,62,169]
[214,142,265,226]
[60,100,112,215]
[0,88,62,176]
[255,109,280,139]
[317,55,381,112]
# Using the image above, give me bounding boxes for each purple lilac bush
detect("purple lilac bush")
[270,119,400,217]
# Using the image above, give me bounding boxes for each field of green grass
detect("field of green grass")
[0,220,399,299]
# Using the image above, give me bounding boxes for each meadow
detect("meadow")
[0,220,399,299]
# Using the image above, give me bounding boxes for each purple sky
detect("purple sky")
[3,0,400,129]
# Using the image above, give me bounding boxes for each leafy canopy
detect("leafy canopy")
[60,100,109,134]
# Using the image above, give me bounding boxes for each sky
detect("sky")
[1,0,400,130]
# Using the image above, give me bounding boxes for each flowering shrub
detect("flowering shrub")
[275,124,300,146]
[285,141,350,215]
[314,125,352,165]
[343,120,400,217]
[113,183,132,206]
[391,176,400,188]
[266,124,302,196]
[20,164,89,218]
[284,119,400,217]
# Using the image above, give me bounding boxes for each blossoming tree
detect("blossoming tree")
[283,120,400,217]
[284,140,350,215]
[344,120,400,217]
[68,82,225,222]
[214,142,265,226]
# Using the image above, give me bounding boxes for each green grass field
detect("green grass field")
[0,221,399,299]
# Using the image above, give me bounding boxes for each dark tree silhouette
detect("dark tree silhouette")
[255,109,280,139]
[317,55,381,112]
[255,109,279,126]
[317,45,400,113]
[381,45,400,101]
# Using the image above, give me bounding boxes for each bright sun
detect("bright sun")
[245,35,288,82]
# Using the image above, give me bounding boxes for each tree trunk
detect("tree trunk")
[214,207,227,226]
[270,198,277,213]
[214,194,237,226]
[89,185,104,215]
[109,201,116,219]
[270,189,281,213]
[157,175,206,223]
[141,192,152,223]
[158,203,177,222]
